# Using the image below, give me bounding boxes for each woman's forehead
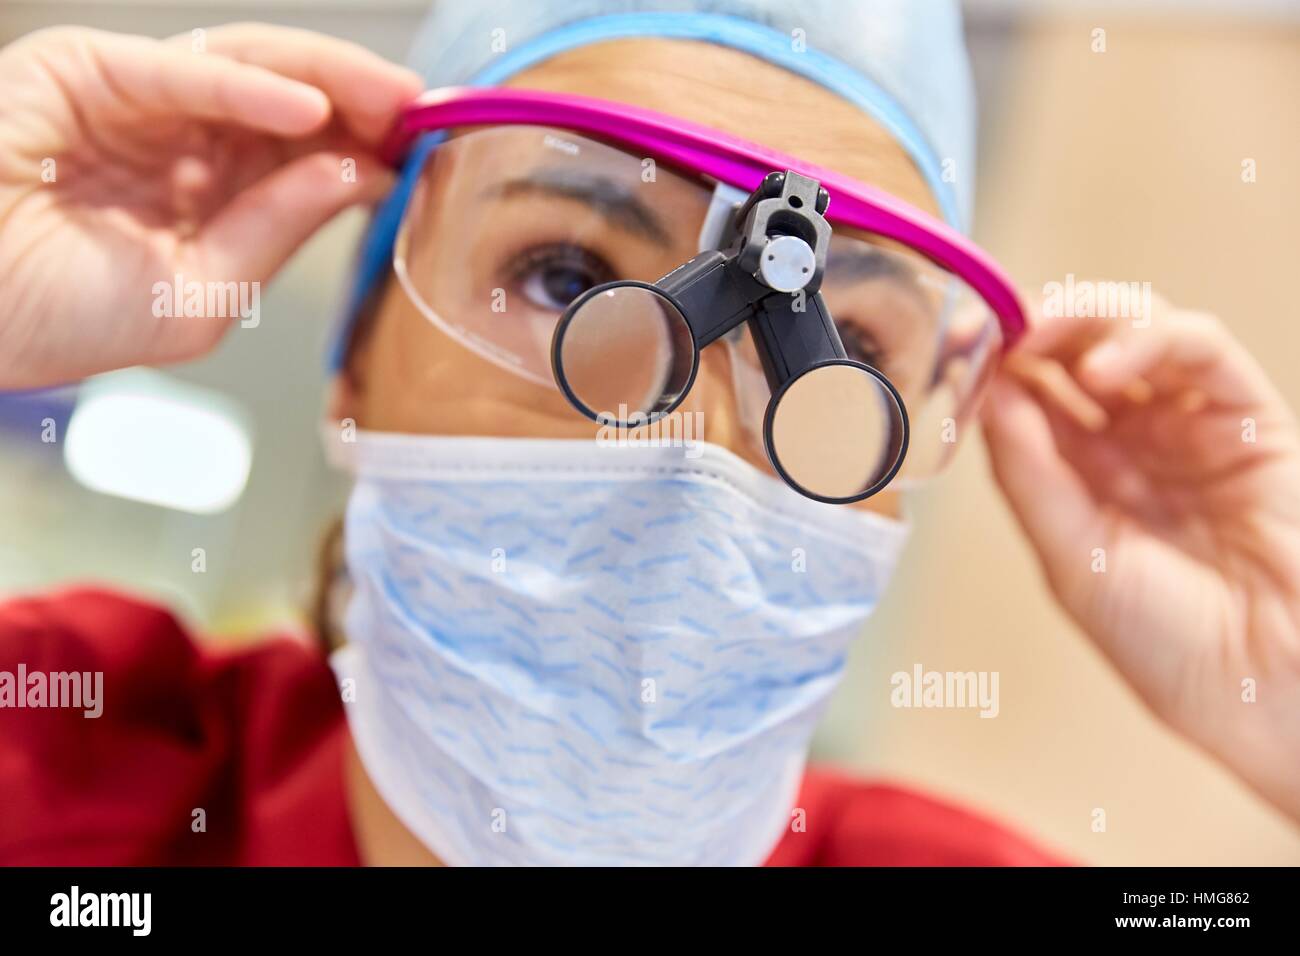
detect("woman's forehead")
[500,37,941,218]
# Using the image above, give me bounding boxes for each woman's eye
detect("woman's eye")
[835,320,886,370]
[512,244,615,312]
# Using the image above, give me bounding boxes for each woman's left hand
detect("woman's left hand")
[982,291,1300,823]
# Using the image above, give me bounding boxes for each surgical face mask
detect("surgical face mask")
[327,429,908,866]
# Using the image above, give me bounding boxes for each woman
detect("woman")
[0,2,1296,866]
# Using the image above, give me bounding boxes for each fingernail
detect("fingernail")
[1082,341,1123,378]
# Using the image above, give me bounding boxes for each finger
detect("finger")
[188,151,394,284]
[1012,286,1174,362]
[85,30,331,135]
[981,375,1103,579]
[167,23,423,144]
[1007,352,1109,433]
[1013,309,1111,361]
[1076,311,1287,411]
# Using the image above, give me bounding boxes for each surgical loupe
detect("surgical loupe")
[551,170,909,504]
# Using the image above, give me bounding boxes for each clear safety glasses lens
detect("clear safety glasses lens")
[726,237,1002,484]
[393,124,710,386]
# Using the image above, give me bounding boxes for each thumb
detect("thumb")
[188,150,394,284]
[981,374,1103,593]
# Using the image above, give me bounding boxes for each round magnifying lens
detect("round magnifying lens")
[552,281,698,425]
[764,360,909,503]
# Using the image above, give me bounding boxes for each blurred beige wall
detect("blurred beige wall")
[819,14,1300,865]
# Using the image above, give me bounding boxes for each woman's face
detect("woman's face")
[336,39,941,516]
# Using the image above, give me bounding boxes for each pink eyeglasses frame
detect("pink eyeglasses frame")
[381,86,1026,347]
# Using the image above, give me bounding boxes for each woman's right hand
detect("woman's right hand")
[0,23,422,389]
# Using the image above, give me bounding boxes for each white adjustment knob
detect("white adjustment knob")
[757,235,816,293]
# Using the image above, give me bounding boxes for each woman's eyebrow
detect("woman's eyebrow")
[479,169,673,246]
[826,244,913,284]
[826,243,940,316]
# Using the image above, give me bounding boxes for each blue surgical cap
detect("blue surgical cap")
[329,0,976,370]
[410,0,974,225]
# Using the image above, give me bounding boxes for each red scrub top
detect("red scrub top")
[0,588,1066,866]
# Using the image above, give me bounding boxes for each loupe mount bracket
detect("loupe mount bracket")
[657,169,835,353]
[733,171,831,295]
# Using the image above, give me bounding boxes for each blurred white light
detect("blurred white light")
[64,372,252,515]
